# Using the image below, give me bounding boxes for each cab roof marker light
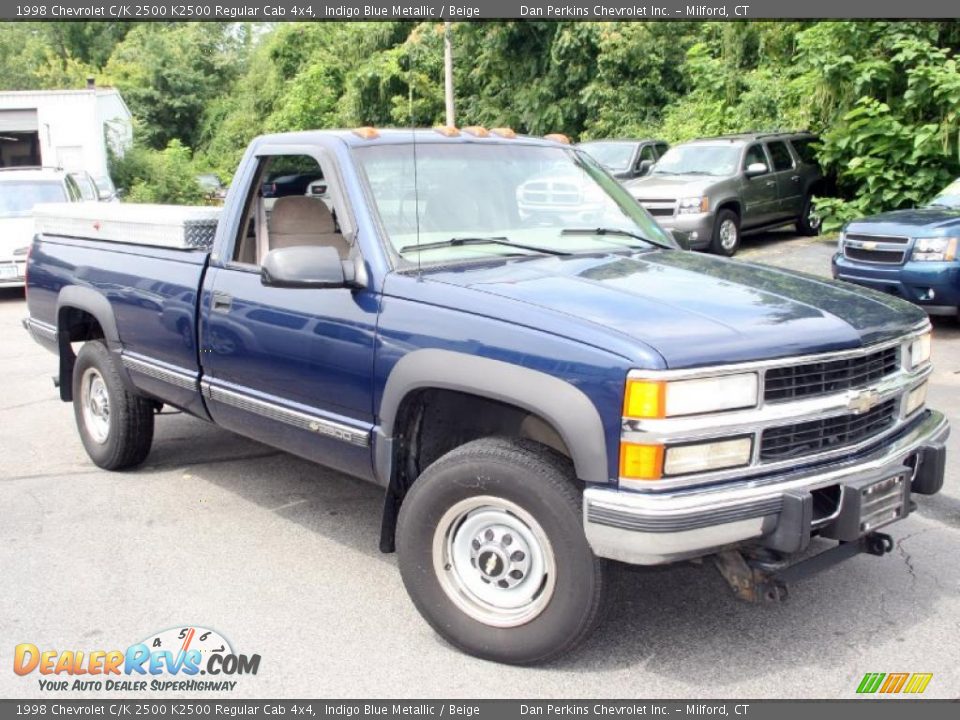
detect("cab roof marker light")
[491,127,517,139]
[544,133,571,145]
[462,126,490,138]
[433,126,460,137]
[352,127,380,140]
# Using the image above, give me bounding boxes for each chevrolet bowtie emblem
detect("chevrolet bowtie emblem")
[848,389,881,415]
[862,241,877,250]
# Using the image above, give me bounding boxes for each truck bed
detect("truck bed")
[26,233,210,417]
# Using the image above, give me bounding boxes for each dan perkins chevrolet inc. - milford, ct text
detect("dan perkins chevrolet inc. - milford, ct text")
[520,4,749,16]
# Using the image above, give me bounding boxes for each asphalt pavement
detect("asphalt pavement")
[2,231,958,699]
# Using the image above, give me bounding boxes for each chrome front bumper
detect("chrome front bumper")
[584,410,950,565]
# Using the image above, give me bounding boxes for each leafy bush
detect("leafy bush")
[111,140,205,205]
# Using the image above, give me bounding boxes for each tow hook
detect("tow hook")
[714,531,895,603]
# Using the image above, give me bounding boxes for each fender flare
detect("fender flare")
[54,286,125,400]
[378,349,610,484]
[56,286,122,346]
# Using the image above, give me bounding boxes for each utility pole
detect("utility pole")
[443,21,455,127]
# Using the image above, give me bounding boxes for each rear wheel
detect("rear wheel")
[796,194,821,236]
[396,437,607,665]
[72,341,154,470]
[710,209,741,256]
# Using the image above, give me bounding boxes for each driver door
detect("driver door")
[199,150,380,481]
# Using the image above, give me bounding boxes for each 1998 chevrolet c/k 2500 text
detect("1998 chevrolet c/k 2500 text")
[23,128,950,664]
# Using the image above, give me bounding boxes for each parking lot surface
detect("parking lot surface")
[2,231,959,699]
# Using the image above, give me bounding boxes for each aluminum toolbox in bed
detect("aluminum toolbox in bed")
[33,203,221,251]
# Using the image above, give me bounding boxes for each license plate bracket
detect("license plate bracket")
[820,466,912,542]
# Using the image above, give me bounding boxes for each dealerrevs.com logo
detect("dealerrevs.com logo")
[14,626,261,692]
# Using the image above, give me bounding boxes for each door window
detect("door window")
[231,154,346,267]
[743,145,768,172]
[766,141,794,172]
[655,143,669,158]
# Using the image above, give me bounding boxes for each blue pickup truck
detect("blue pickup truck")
[23,128,949,664]
[833,179,960,318]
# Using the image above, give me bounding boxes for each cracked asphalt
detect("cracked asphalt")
[2,230,958,699]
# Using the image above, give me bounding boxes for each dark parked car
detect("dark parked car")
[261,170,324,198]
[196,173,227,201]
[832,178,960,318]
[625,132,825,255]
[577,138,669,180]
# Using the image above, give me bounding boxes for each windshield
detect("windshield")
[653,144,740,177]
[354,142,674,264]
[0,180,67,218]
[929,178,960,210]
[578,142,636,172]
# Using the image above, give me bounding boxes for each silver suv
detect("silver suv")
[624,132,824,256]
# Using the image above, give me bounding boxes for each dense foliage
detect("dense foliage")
[2,20,959,225]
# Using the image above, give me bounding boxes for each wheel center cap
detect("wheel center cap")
[477,549,506,579]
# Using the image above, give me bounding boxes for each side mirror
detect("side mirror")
[262,246,353,289]
[636,159,654,177]
[97,189,113,201]
[745,162,769,178]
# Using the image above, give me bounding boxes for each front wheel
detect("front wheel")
[72,341,155,470]
[710,209,741,256]
[396,438,607,665]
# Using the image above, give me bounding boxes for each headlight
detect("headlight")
[911,237,957,262]
[905,381,928,416]
[623,373,759,419]
[908,332,932,369]
[620,437,752,480]
[677,196,709,215]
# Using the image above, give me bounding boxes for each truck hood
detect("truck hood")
[424,251,926,368]
[0,217,35,257]
[623,174,717,198]
[845,206,960,237]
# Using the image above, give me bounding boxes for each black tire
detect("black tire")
[796,194,821,236]
[72,341,154,470]
[709,209,741,256]
[396,437,607,665]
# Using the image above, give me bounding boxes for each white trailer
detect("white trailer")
[0,82,132,177]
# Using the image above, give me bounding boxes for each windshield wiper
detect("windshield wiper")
[399,236,571,256]
[561,227,672,250]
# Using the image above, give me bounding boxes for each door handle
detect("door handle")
[765,181,776,187]
[212,291,232,314]
[791,175,800,181]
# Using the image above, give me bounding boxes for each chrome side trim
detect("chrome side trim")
[23,317,58,344]
[201,381,369,447]
[585,410,950,565]
[122,354,198,391]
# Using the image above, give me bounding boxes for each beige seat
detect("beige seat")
[268,196,349,258]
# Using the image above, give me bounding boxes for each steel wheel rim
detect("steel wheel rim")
[433,495,556,628]
[807,203,821,230]
[81,368,111,444]
[720,219,738,250]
